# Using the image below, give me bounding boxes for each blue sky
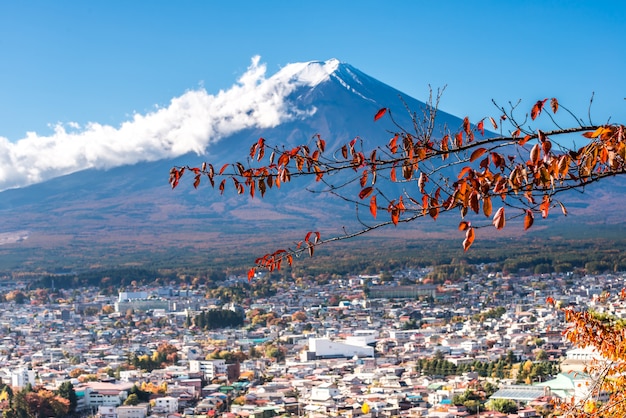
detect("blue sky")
[0,1,624,188]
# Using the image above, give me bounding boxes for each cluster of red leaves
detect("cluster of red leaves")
[171,98,626,275]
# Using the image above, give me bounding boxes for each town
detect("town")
[0,266,621,418]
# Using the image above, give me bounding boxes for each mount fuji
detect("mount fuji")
[0,58,621,271]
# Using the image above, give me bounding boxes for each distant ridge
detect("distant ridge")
[0,59,623,271]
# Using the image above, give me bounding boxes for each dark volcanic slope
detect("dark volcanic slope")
[0,61,623,270]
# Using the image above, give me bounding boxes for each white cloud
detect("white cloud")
[0,56,336,191]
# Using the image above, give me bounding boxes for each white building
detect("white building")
[189,359,226,380]
[116,404,148,418]
[154,396,179,413]
[118,291,148,301]
[97,405,117,418]
[11,367,36,389]
[76,382,134,412]
[302,337,374,360]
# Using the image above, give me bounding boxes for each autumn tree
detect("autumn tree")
[173,93,626,415]
[56,381,77,414]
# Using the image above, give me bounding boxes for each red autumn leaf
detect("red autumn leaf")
[540,195,551,218]
[524,209,534,230]
[483,196,492,217]
[477,120,485,136]
[463,227,475,251]
[193,175,201,189]
[518,135,531,146]
[531,98,548,120]
[455,131,463,147]
[469,147,487,162]
[360,170,368,187]
[463,117,471,135]
[388,134,398,153]
[488,116,498,130]
[550,98,559,113]
[370,195,377,218]
[546,296,555,305]
[457,166,472,179]
[219,163,229,175]
[458,221,471,231]
[359,187,374,199]
[391,208,400,225]
[247,268,255,282]
[530,143,541,165]
[492,207,506,229]
[374,107,387,121]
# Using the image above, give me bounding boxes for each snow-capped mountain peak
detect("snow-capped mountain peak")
[273,58,342,88]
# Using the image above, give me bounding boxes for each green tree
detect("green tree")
[56,381,77,413]
[488,398,518,414]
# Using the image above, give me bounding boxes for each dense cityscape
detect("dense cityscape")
[0,266,620,418]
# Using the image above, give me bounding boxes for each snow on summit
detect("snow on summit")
[0,57,344,192]
[275,58,341,87]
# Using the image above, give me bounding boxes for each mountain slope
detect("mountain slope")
[0,59,622,271]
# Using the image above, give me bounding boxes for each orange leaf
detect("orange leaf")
[391,208,399,225]
[530,143,541,165]
[488,116,498,130]
[219,163,229,175]
[463,117,471,135]
[388,134,398,153]
[316,136,326,152]
[457,166,472,179]
[247,268,255,282]
[546,296,555,305]
[524,209,534,230]
[458,221,471,231]
[370,195,377,218]
[359,186,374,200]
[540,195,550,218]
[518,135,531,146]
[477,120,485,136]
[483,196,492,217]
[470,147,487,162]
[374,107,387,121]
[469,191,479,214]
[531,99,547,120]
[463,227,475,251]
[193,175,201,189]
[455,131,463,148]
[492,207,506,229]
[550,98,559,113]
